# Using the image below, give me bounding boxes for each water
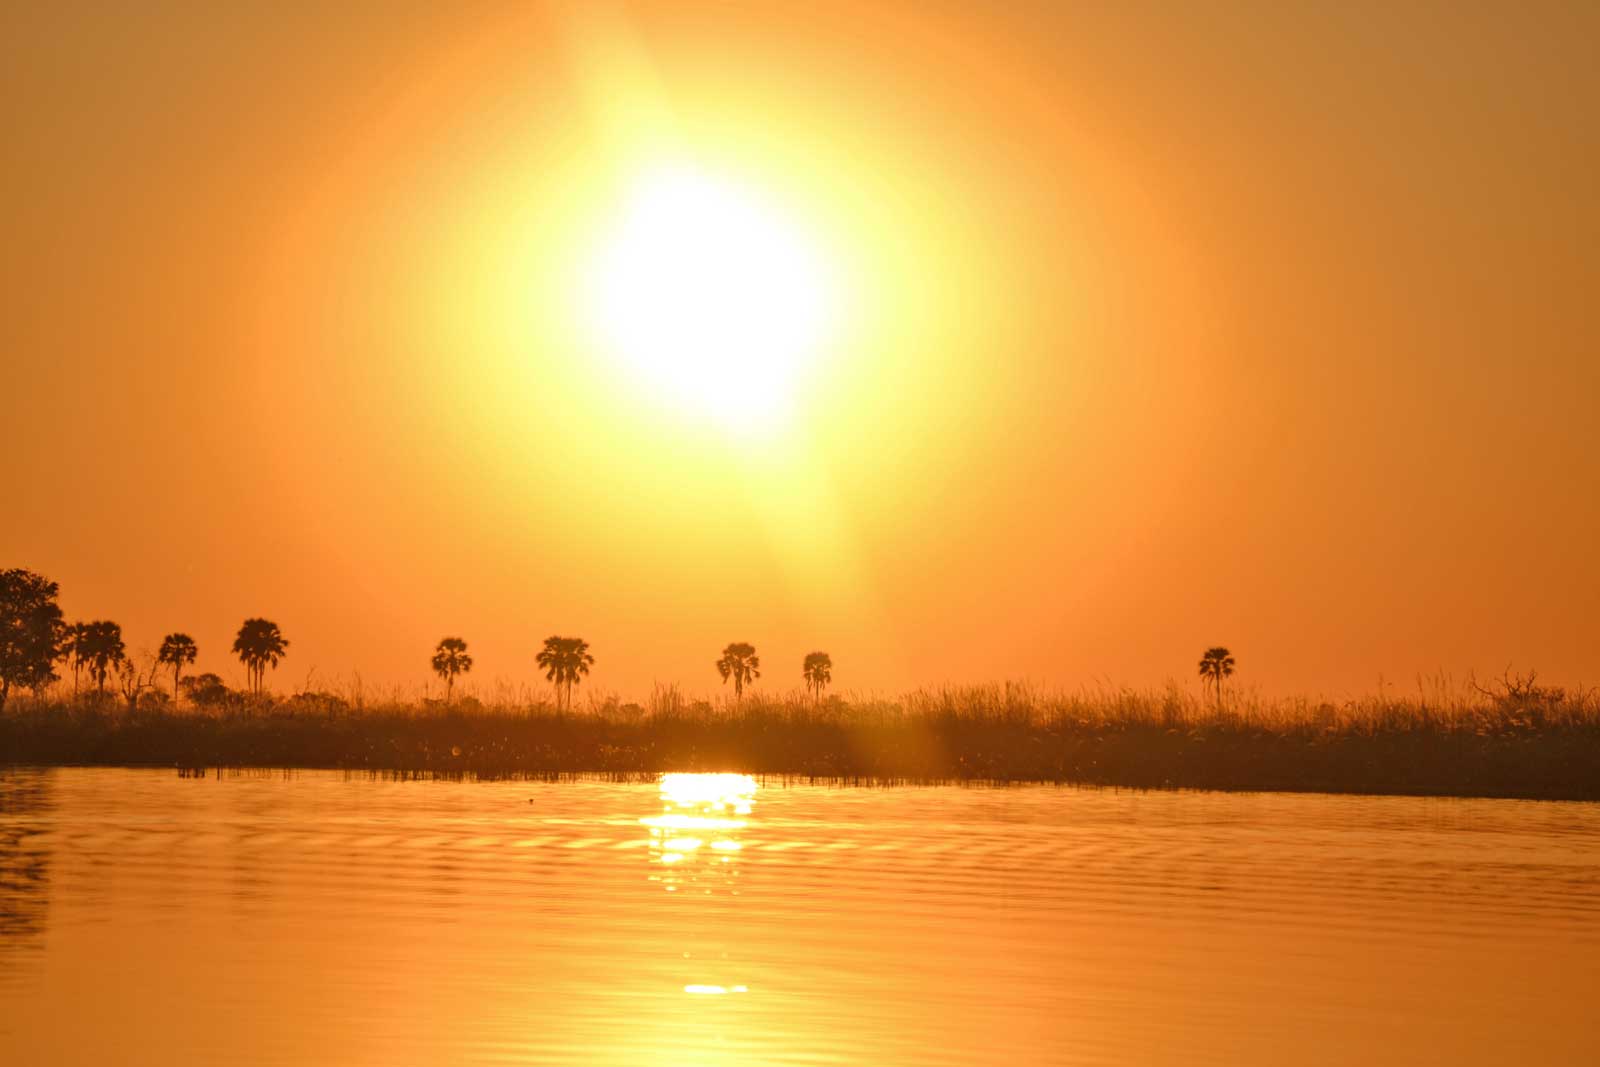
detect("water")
[2,768,1598,1066]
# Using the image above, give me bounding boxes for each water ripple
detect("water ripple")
[1,769,1597,1066]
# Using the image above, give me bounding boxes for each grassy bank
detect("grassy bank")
[2,684,1597,800]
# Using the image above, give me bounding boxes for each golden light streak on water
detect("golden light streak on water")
[646,774,757,900]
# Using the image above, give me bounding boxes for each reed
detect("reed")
[2,680,1596,800]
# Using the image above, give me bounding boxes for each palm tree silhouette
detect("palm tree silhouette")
[78,620,126,698]
[233,618,288,697]
[802,651,832,703]
[716,642,760,701]
[431,637,473,703]
[536,636,593,711]
[1198,646,1236,705]
[157,633,198,704]
[65,621,89,698]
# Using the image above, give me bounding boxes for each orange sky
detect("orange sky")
[5,2,1597,701]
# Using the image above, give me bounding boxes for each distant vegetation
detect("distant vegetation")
[4,566,1598,799]
[0,675,1596,801]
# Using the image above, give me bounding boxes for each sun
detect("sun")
[581,162,839,431]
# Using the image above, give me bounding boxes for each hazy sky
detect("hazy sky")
[5,2,1597,700]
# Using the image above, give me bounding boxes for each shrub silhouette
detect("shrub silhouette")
[1471,668,1567,729]
[717,642,760,700]
[536,636,593,710]
[138,689,172,712]
[431,637,473,703]
[181,672,231,707]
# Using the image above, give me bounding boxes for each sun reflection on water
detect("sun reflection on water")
[644,773,759,1000]
[644,773,757,886]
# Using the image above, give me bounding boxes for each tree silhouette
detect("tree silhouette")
[536,636,593,711]
[1198,646,1236,705]
[65,621,89,698]
[0,569,66,713]
[802,651,832,703]
[182,672,230,707]
[716,642,761,700]
[77,620,126,698]
[431,637,473,703]
[115,653,158,712]
[157,634,198,704]
[233,618,288,697]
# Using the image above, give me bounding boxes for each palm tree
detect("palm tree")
[536,636,593,710]
[157,633,198,704]
[66,621,89,698]
[431,637,473,702]
[802,651,832,703]
[1198,646,1236,705]
[716,642,760,701]
[233,618,288,697]
[78,620,126,698]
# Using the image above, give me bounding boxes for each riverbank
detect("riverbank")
[5,685,1598,799]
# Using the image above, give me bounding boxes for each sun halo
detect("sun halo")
[580,163,840,433]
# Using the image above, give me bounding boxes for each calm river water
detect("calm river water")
[2,768,1597,1065]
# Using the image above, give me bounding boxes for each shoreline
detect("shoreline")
[3,701,1596,802]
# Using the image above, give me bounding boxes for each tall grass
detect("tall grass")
[2,679,1596,799]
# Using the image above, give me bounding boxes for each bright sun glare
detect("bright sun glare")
[582,163,838,431]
